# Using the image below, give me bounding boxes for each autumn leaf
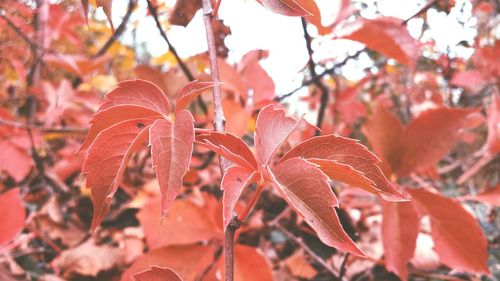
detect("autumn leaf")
[363,103,476,177]
[333,17,420,67]
[137,198,221,248]
[0,188,25,247]
[133,266,183,281]
[237,50,276,106]
[221,166,258,229]
[82,118,153,230]
[96,0,114,31]
[269,157,365,256]
[149,110,195,218]
[280,135,406,201]
[381,200,420,281]
[462,184,500,206]
[121,245,215,281]
[255,104,301,165]
[256,0,313,17]
[168,0,201,27]
[407,188,490,274]
[174,80,219,114]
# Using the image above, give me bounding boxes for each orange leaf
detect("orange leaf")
[137,198,221,248]
[121,245,215,281]
[334,17,420,67]
[269,158,365,256]
[255,105,301,165]
[381,200,420,281]
[149,110,195,218]
[168,0,201,27]
[280,135,406,201]
[174,80,219,115]
[221,166,258,229]
[133,266,183,281]
[0,188,25,247]
[256,0,313,17]
[407,188,489,274]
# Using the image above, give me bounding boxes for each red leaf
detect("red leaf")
[133,266,182,281]
[484,93,500,154]
[121,245,215,281]
[0,140,33,182]
[80,105,162,151]
[334,17,420,67]
[0,188,25,247]
[256,0,313,17]
[149,110,195,218]
[269,158,365,256]
[238,50,275,106]
[168,0,201,27]
[137,198,221,248]
[407,188,490,274]
[196,132,258,171]
[398,107,475,176]
[364,104,476,176]
[174,80,219,115]
[101,79,170,117]
[83,118,152,230]
[306,158,376,192]
[381,200,420,281]
[362,103,404,172]
[255,105,301,165]
[221,166,258,229]
[280,135,406,201]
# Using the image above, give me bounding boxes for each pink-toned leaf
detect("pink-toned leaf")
[168,0,201,27]
[0,188,25,247]
[450,70,488,94]
[270,157,365,256]
[0,140,32,182]
[334,17,420,67]
[407,188,490,274]
[80,105,162,151]
[149,110,194,218]
[174,80,219,115]
[306,158,376,192]
[101,79,170,117]
[137,198,221,248]
[362,103,404,172]
[280,135,406,201]
[196,132,258,170]
[397,107,475,176]
[484,93,500,153]
[121,245,215,281]
[257,0,313,17]
[255,105,301,165]
[133,266,183,281]
[221,166,258,229]
[237,50,276,106]
[381,200,420,281]
[82,118,153,230]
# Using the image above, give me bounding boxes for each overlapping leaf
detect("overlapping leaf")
[333,17,420,67]
[256,0,314,17]
[363,103,476,177]
[279,135,407,201]
[0,188,25,247]
[133,266,183,281]
[407,188,489,274]
[81,79,202,229]
[381,200,420,281]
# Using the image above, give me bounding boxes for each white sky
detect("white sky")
[102,0,477,97]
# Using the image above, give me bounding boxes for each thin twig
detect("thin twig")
[0,119,88,134]
[301,18,330,135]
[275,49,364,102]
[146,0,208,114]
[274,224,344,280]
[201,2,237,281]
[92,0,136,59]
[402,0,438,25]
[338,253,350,280]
